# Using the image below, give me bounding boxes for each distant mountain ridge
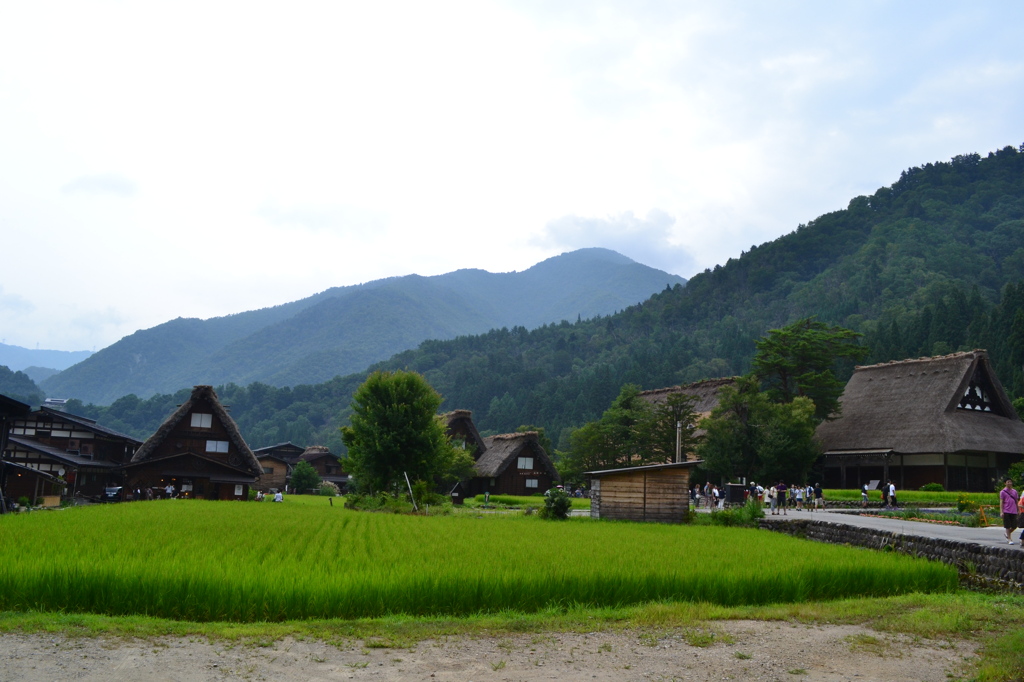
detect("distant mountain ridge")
[0,343,92,373]
[41,249,686,405]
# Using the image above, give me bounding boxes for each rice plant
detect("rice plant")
[0,501,956,622]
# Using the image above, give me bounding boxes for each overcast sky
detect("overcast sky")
[2,1,1022,352]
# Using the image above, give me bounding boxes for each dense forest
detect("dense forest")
[24,143,1024,456]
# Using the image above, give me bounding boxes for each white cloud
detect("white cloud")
[61,174,137,197]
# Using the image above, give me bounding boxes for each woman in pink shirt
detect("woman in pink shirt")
[999,479,1019,545]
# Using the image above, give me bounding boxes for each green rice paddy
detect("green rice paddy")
[0,500,956,622]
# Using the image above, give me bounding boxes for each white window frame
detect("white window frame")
[191,413,213,428]
[517,456,534,470]
[525,479,539,489]
[206,440,229,453]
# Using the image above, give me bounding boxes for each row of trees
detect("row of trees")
[556,318,869,486]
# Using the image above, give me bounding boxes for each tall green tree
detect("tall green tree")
[340,370,471,494]
[697,377,818,484]
[557,384,702,485]
[290,460,322,494]
[751,317,869,420]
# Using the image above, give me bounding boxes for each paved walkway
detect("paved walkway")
[764,508,1024,550]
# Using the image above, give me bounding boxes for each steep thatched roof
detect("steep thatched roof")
[639,378,738,418]
[443,409,487,459]
[475,431,559,480]
[816,350,1024,456]
[299,445,336,462]
[131,385,261,475]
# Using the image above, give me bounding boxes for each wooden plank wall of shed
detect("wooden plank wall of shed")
[595,468,690,523]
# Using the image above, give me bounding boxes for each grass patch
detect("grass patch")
[466,494,590,511]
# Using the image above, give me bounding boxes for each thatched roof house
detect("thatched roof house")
[816,350,1024,491]
[444,414,560,501]
[126,385,261,500]
[444,410,487,460]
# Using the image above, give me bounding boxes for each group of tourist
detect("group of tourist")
[692,481,825,513]
[756,482,824,515]
[999,479,1024,546]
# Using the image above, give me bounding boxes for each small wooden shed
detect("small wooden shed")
[586,461,701,523]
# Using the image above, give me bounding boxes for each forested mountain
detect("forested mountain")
[62,144,1024,457]
[41,249,685,404]
[0,366,44,407]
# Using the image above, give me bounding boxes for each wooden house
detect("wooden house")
[0,393,32,512]
[254,453,291,493]
[125,385,262,500]
[3,405,141,499]
[466,431,559,497]
[298,445,348,492]
[2,460,66,508]
[586,461,701,523]
[252,442,305,464]
[815,350,1024,491]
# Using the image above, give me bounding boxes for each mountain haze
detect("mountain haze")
[0,343,92,373]
[42,249,685,405]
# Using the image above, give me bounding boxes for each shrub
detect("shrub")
[319,481,340,497]
[17,496,30,508]
[538,488,571,520]
[694,498,765,527]
[919,482,945,492]
[956,494,979,513]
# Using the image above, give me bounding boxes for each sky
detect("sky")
[1,1,1023,352]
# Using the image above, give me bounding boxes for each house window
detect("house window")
[525,479,538,489]
[517,456,534,470]
[262,467,274,474]
[206,440,229,453]
[191,413,213,428]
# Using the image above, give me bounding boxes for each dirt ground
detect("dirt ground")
[0,621,976,682]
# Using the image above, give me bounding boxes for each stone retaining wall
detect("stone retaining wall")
[760,518,1024,588]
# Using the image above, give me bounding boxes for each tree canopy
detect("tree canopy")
[340,370,472,495]
[697,376,818,484]
[750,317,869,420]
[289,460,321,494]
[557,384,701,485]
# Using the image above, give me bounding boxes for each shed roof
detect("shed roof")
[585,460,703,477]
[815,350,1024,456]
[130,385,261,476]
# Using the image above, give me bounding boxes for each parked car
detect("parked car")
[101,486,123,503]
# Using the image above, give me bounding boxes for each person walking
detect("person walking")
[813,483,824,511]
[861,483,869,509]
[769,484,778,515]
[776,481,788,516]
[887,480,897,509]
[795,484,804,511]
[999,479,1019,545]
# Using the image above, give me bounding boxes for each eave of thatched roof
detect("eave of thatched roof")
[475,431,560,481]
[299,445,337,463]
[816,350,1024,456]
[130,385,262,476]
[639,378,738,416]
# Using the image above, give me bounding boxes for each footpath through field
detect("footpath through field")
[765,508,1024,550]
